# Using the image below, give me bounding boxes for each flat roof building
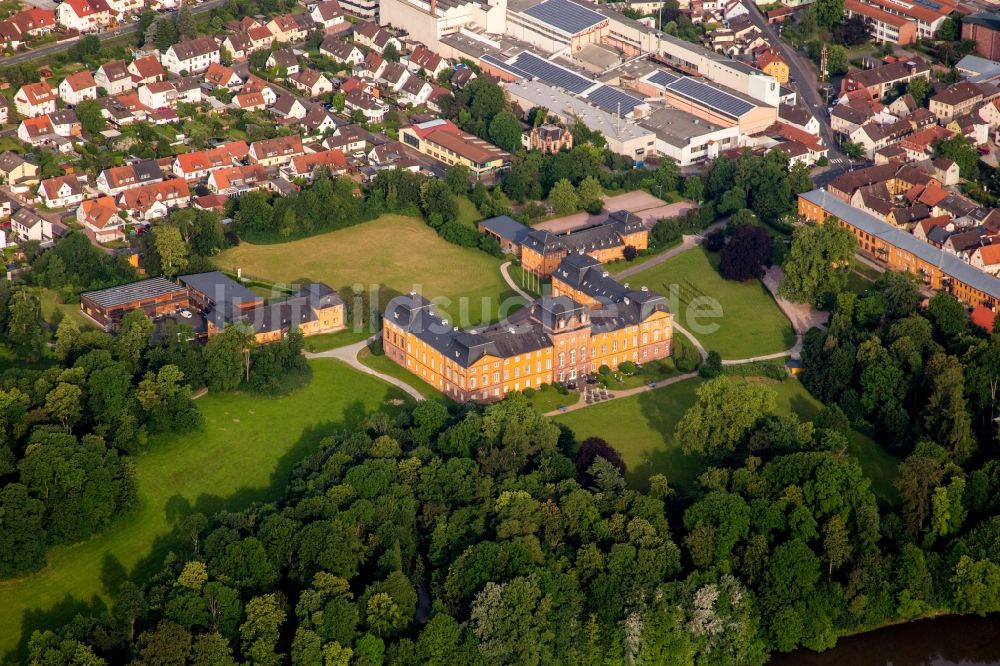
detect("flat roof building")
[80,277,190,329]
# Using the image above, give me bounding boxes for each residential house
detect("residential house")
[106,0,143,17]
[77,196,124,242]
[266,48,300,74]
[288,69,333,97]
[310,0,345,31]
[249,135,304,167]
[57,0,116,33]
[344,89,386,123]
[17,115,55,145]
[206,164,268,195]
[378,61,410,92]
[399,118,510,179]
[0,152,38,189]
[266,13,308,43]
[522,123,573,154]
[971,243,1000,273]
[58,70,98,106]
[0,7,56,49]
[172,141,249,180]
[128,55,166,84]
[849,118,912,159]
[96,159,163,195]
[899,124,954,160]
[398,76,433,106]
[223,23,275,58]
[203,63,242,90]
[354,23,400,54]
[930,81,983,122]
[139,81,178,109]
[0,93,9,124]
[14,81,57,117]
[235,90,268,111]
[405,44,447,78]
[48,109,81,137]
[778,103,820,135]
[10,207,55,242]
[241,76,278,105]
[271,95,310,120]
[887,93,917,117]
[38,175,84,208]
[282,148,348,179]
[947,112,989,145]
[324,124,367,153]
[116,178,191,219]
[94,60,132,95]
[301,106,341,134]
[754,45,788,84]
[356,51,386,79]
[162,37,220,75]
[839,58,930,100]
[320,38,363,65]
[978,98,1000,128]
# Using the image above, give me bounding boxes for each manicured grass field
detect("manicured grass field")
[215,214,518,327]
[0,361,411,661]
[38,288,96,330]
[303,328,373,352]
[455,196,481,229]
[357,347,454,405]
[627,247,796,360]
[553,376,899,503]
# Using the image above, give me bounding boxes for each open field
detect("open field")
[215,214,521,327]
[627,247,796,359]
[0,360,411,661]
[553,376,899,503]
[38,288,96,330]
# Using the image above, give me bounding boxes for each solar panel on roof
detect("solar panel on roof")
[586,85,643,115]
[647,70,679,88]
[521,0,605,35]
[509,52,593,93]
[481,53,533,79]
[912,0,942,10]
[666,77,755,118]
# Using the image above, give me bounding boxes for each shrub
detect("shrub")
[704,230,726,252]
[623,245,638,261]
[598,364,611,375]
[673,336,701,372]
[618,360,636,375]
[523,387,537,398]
[699,350,722,378]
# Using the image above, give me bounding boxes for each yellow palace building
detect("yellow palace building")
[382,254,673,402]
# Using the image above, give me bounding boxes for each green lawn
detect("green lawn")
[507,263,547,298]
[215,214,519,328]
[554,376,899,502]
[357,347,454,405]
[628,247,796,360]
[606,238,683,274]
[528,386,579,413]
[303,328,373,352]
[455,196,481,229]
[0,361,412,661]
[38,288,96,330]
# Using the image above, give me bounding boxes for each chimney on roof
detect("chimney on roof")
[430,0,436,15]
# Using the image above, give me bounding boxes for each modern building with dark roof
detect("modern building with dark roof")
[81,277,190,328]
[798,189,1000,308]
[382,254,673,402]
[478,214,532,253]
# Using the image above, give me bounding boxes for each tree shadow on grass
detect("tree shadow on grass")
[629,384,704,499]
[6,386,410,665]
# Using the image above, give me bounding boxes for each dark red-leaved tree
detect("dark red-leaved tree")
[719,224,773,281]
[575,437,627,486]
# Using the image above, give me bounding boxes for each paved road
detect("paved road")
[3,0,229,66]
[306,339,425,401]
[741,0,844,163]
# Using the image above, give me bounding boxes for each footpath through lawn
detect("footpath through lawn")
[0,360,411,661]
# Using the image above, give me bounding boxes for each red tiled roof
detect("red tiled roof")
[970,305,996,331]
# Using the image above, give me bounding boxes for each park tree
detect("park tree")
[0,483,47,578]
[76,100,107,135]
[896,450,946,535]
[934,135,980,180]
[675,377,778,457]
[683,175,704,202]
[488,111,522,153]
[908,77,932,107]
[241,594,286,666]
[153,225,190,278]
[445,164,471,194]
[382,42,400,62]
[577,176,603,213]
[779,222,857,306]
[175,3,196,39]
[549,178,579,215]
[6,289,46,360]
[45,383,82,432]
[927,293,967,339]
[923,353,974,461]
[719,225,772,281]
[814,0,845,27]
[204,323,255,391]
[420,179,458,226]
[575,437,626,487]
[55,316,80,361]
